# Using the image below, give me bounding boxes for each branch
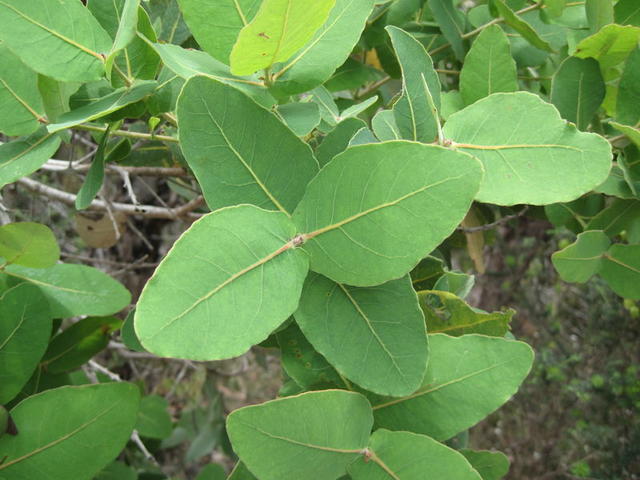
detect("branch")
[17,177,204,219]
[73,124,179,143]
[42,159,188,177]
[457,206,529,233]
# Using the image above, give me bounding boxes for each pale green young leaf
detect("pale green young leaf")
[428,0,466,60]
[0,284,51,404]
[443,92,612,206]
[574,24,640,69]
[550,57,605,130]
[585,0,614,33]
[0,0,112,82]
[371,334,534,440]
[135,205,309,360]
[371,110,400,141]
[0,130,61,188]
[227,390,373,480]
[387,26,441,143]
[616,47,640,126]
[551,230,610,283]
[0,44,45,136]
[177,0,261,63]
[230,0,337,76]
[147,0,190,45]
[148,43,275,107]
[295,273,428,397]
[136,395,173,439]
[419,290,513,337]
[615,0,640,26]
[272,0,376,95]
[177,76,318,213]
[493,0,553,52]
[460,25,518,106]
[1,263,131,318]
[348,429,482,480]
[601,244,640,299]
[460,450,510,480]
[0,222,59,268]
[293,142,482,287]
[277,322,343,389]
[47,80,157,133]
[0,383,140,480]
[316,118,366,167]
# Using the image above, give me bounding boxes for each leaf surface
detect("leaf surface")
[574,24,640,69]
[460,450,510,480]
[295,273,428,396]
[316,118,366,167]
[428,0,466,59]
[493,0,553,52]
[0,222,59,268]
[551,230,610,283]
[293,141,482,286]
[443,92,612,205]
[0,0,112,82]
[371,334,534,441]
[227,390,372,480]
[616,47,640,126]
[601,244,640,299]
[135,205,309,360]
[0,383,140,480]
[0,130,61,189]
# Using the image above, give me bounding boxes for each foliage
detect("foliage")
[0,0,637,478]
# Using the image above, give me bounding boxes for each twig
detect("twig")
[74,124,179,143]
[457,206,529,233]
[88,359,122,382]
[17,177,205,219]
[42,160,188,177]
[130,430,161,467]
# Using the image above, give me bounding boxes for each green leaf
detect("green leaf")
[135,205,309,360]
[371,110,400,141]
[177,76,318,213]
[616,47,640,126]
[0,383,140,479]
[433,271,475,299]
[595,165,635,199]
[136,395,173,439]
[0,0,112,82]
[0,44,45,136]
[228,462,258,480]
[276,322,343,389]
[88,0,140,70]
[272,0,376,95]
[348,429,482,480]
[574,24,640,69]
[94,461,137,480]
[371,334,534,441]
[601,244,640,299]
[0,222,59,268]
[349,127,378,147]
[411,256,446,291]
[147,0,190,45]
[177,0,261,63]
[295,273,428,396]
[37,76,81,123]
[230,0,337,76]
[0,284,51,404]
[542,0,567,18]
[615,0,640,26]
[41,316,120,374]
[551,230,610,283]
[75,127,111,210]
[443,92,612,206]
[586,198,640,236]
[460,25,518,106]
[0,130,61,189]
[227,390,373,480]
[292,141,482,286]
[460,450,510,480]
[610,121,640,149]
[121,309,145,352]
[1,263,131,318]
[195,464,226,480]
[419,290,513,337]
[47,81,157,133]
[585,0,614,33]
[428,0,467,60]
[316,118,366,167]
[276,102,321,136]
[148,43,275,107]
[550,57,605,130]
[492,0,553,52]
[387,26,441,143]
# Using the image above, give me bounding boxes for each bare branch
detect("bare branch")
[457,206,530,233]
[42,159,188,177]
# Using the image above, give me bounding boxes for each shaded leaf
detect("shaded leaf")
[443,92,612,205]
[94,461,137,480]
[371,110,400,141]
[136,395,173,439]
[0,383,140,479]
[616,47,640,126]
[586,198,640,237]
[295,273,428,396]
[292,141,482,286]
[316,118,366,167]
[460,450,510,480]
[551,230,610,283]
[615,0,640,26]
[371,334,534,440]
[601,244,640,299]
[0,284,51,404]
[493,0,553,52]
[585,0,614,33]
[428,0,466,59]
[135,205,309,360]
[227,390,372,480]
[121,309,145,353]
[75,127,111,210]
[277,102,320,136]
